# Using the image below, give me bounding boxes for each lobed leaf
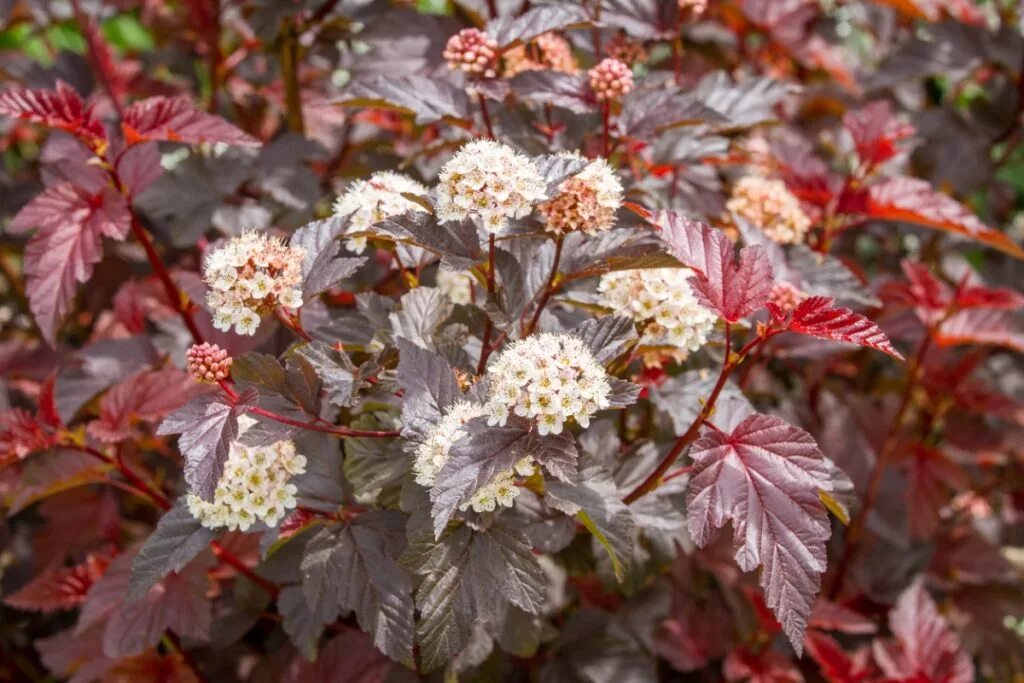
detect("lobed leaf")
[686,413,833,652]
[339,76,471,125]
[781,296,903,359]
[122,95,260,146]
[128,501,217,600]
[0,81,105,143]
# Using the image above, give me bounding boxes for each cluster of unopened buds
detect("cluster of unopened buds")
[443,28,499,78]
[605,32,648,66]
[598,268,717,363]
[484,333,612,436]
[186,342,232,383]
[332,171,430,253]
[414,401,535,513]
[588,58,634,101]
[434,139,546,233]
[679,0,709,15]
[538,153,623,235]
[503,32,578,76]
[187,420,307,531]
[204,231,305,335]
[726,176,811,245]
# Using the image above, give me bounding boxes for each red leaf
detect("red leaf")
[936,308,1024,353]
[723,646,803,683]
[867,177,1024,260]
[872,580,973,683]
[4,552,111,613]
[0,81,106,144]
[843,101,915,169]
[0,408,55,466]
[8,183,131,345]
[906,445,969,540]
[88,368,199,443]
[650,211,774,322]
[809,599,878,635]
[122,96,260,147]
[783,296,904,360]
[686,413,833,652]
[805,631,877,683]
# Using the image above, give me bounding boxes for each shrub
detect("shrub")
[1,1,1022,681]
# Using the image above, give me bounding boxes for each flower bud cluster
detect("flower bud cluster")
[598,268,717,361]
[679,0,708,15]
[503,32,578,76]
[588,58,634,101]
[187,425,307,531]
[726,176,811,245]
[444,28,498,78]
[484,333,612,436]
[332,171,430,254]
[768,281,807,312]
[435,140,546,233]
[605,32,648,66]
[538,153,623,235]
[204,232,305,335]
[186,342,232,383]
[414,401,535,513]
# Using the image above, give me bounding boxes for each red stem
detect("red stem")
[601,100,611,158]
[478,92,496,140]
[523,236,564,336]
[246,405,400,439]
[826,331,932,598]
[477,235,498,374]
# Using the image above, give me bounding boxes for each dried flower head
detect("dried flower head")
[444,28,498,78]
[726,176,811,245]
[186,418,307,532]
[485,333,612,436]
[605,32,648,66]
[598,268,717,364]
[538,153,623,235]
[414,401,535,513]
[503,32,578,76]
[435,140,546,234]
[436,269,474,305]
[768,281,807,312]
[679,0,708,16]
[204,232,305,335]
[333,171,430,253]
[588,58,634,101]
[186,342,232,383]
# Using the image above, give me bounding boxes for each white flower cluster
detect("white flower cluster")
[204,232,305,335]
[539,152,623,235]
[435,140,546,234]
[436,268,474,305]
[332,171,430,254]
[598,268,717,363]
[186,424,307,531]
[726,176,811,245]
[484,333,612,436]
[414,401,535,513]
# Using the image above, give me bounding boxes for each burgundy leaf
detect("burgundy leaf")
[906,445,969,540]
[651,211,774,322]
[867,177,1024,260]
[4,552,111,613]
[783,296,904,360]
[872,580,973,683]
[88,368,199,443]
[9,183,131,346]
[686,413,833,652]
[809,599,877,635]
[0,81,106,143]
[843,101,915,168]
[0,408,56,466]
[122,95,260,147]
[936,308,1024,353]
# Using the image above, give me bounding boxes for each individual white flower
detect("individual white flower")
[203,231,305,336]
[413,401,534,514]
[598,268,717,365]
[332,171,430,253]
[186,418,307,532]
[726,176,811,245]
[538,152,623,235]
[484,333,612,434]
[435,140,546,234]
[436,269,474,305]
